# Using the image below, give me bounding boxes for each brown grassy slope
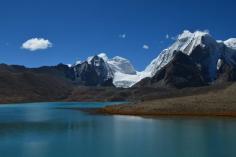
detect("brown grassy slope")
[65,86,132,102]
[66,83,231,102]
[100,83,236,116]
[0,68,72,104]
[0,62,235,107]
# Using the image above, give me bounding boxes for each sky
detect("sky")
[0,0,236,71]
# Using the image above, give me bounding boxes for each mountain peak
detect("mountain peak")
[178,30,210,41]
[84,53,108,64]
[145,30,218,79]
[224,38,236,49]
[108,56,136,75]
[97,53,109,61]
[71,30,236,88]
[112,56,127,61]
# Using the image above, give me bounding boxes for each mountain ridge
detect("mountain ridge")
[1,30,236,104]
[1,30,236,90]
[69,30,236,88]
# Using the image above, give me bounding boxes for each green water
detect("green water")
[0,102,236,157]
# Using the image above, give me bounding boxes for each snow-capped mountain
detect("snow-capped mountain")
[144,30,236,84]
[72,30,236,88]
[224,38,236,49]
[106,55,143,88]
[107,56,136,75]
[73,53,145,88]
[145,31,219,80]
[73,55,113,86]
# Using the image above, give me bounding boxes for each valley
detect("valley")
[1,30,236,117]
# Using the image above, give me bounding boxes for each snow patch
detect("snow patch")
[217,59,223,70]
[72,31,236,88]
[98,53,109,61]
[224,38,236,49]
[113,71,151,88]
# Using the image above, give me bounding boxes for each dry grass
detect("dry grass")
[100,83,236,117]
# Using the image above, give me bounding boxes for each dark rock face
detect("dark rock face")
[188,35,221,82]
[189,44,213,82]
[74,62,98,86]
[0,60,115,103]
[100,78,114,87]
[135,35,236,89]
[0,56,115,104]
[217,59,236,82]
[135,51,206,88]
[73,56,114,86]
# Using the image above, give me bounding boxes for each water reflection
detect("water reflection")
[0,102,236,157]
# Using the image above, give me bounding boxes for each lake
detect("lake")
[0,102,236,157]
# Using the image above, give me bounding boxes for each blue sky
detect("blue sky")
[0,0,236,70]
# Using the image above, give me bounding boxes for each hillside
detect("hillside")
[1,30,236,114]
[99,83,236,116]
[0,64,73,104]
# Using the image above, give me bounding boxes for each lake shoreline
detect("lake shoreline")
[2,100,236,118]
[2,82,236,118]
[96,107,236,117]
[93,83,236,117]
[1,102,236,157]
[64,106,236,118]
[2,101,236,118]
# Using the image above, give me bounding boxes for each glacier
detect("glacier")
[72,30,236,88]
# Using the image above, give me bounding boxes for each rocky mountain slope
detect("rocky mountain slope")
[135,51,206,88]
[73,53,145,88]
[70,30,236,88]
[73,55,113,86]
[1,30,236,104]
[135,30,236,87]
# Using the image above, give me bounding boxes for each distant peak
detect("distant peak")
[84,53,108,64]
[112,56,127,61]
[178,30,192,40]
[224,38,236,49]
[67,64,72,67]
[75,60,82,65]
[97,53,109,61]
[225,38,236,42]
[178,30,210,41]
[86,56,93,64]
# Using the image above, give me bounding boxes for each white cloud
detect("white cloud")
[166,34,169,39]
[119,34,126,39]
[143,44,149,50]
[21,38,52,51]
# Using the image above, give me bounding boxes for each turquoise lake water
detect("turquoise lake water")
[0,102,236,157]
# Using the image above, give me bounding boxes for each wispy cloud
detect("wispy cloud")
[166,34,177,40]
[143,44,149,50]
[21,38,52,51]
[166,34,169,39]
[119,34,126,39]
